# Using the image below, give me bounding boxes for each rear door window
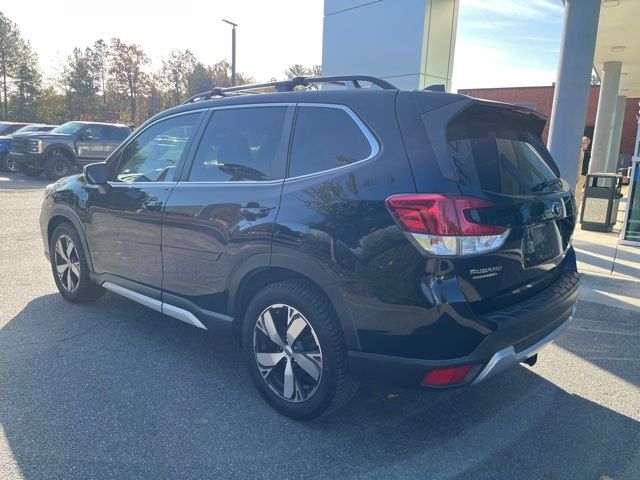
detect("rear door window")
[288,106,374,178]
[446,107,560,195]
[108,126,130,142]
[188,106,289,182]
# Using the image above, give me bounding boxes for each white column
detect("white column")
[590,61,623,172]
[547,0,601,187]
[606,95,627,172]
[322,0,459,91]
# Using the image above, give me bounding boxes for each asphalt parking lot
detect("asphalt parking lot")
[0,171,639,480]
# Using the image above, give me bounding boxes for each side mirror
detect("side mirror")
[84,162,109,185]
[80,133,94,141]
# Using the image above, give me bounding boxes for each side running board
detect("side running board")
[102,282,208,330]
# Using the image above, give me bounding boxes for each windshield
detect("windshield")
[0,123,22,135]
[13,125,43,135]
[51,122,86,135]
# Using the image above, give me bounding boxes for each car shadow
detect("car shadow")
[0,293,638,479]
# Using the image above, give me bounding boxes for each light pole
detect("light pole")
[222,19,237,86]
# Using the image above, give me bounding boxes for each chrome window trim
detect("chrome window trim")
[174,179,285,187]
[210,102,296,111]
[284,103,381,183]
[110,108,209,184]
[107,181,178,188]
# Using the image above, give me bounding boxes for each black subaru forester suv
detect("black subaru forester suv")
[40,76,579,420]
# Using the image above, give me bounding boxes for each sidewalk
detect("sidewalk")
[573,196,640,312]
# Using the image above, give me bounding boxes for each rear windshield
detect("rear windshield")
[447,106,560,195]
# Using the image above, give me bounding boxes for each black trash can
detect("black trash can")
[580,173,623,232]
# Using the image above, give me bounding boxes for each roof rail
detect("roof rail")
[182,75,397,104]
[423,84,446,92]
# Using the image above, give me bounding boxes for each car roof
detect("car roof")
[151,87,475,122]
[67,121,130,128]
[152,89,399,120]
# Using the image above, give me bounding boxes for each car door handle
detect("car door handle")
[238,206,269,220]
[143,199,164,211]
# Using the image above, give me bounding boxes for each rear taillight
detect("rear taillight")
[385,194,510,257]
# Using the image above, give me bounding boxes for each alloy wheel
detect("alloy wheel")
[253,303,323,403]
[5,158,19,173]
[54,162,68,177]
[54,235,80,292]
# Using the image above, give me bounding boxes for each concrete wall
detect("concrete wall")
[322,0,459,91]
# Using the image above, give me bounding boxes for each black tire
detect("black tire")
[44,155,73,180]
[242,280,357,420]
[50,222,104,303]
[22,166,42,177]
[0,153,8,171]
[3,154,22,173]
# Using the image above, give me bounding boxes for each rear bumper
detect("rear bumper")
[348,268,579,388]
[8,152,45,169]
[471,303,575,384]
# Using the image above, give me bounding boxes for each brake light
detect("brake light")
[386,194,510,256]
[421,365,473,386]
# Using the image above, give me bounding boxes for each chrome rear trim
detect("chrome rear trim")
[472,303,576,385]
[162,303,207,330]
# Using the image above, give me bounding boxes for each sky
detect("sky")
[2,0,564,90]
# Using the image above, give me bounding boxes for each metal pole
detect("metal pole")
[222,19,238,87]
[231,25,236,86]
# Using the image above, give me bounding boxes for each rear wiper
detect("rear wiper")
[531,178,562,193]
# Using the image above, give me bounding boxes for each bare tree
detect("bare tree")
[108,38,150,123]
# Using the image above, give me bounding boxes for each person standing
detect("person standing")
[574,136,591,209]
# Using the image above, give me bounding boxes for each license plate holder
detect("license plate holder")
[523,222,561,267]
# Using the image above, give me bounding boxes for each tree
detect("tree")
[89,39,109,104]
[207,59,252,87]
[160,49,196,105]
[284,64,309,80]
[0,13,22,120]
[35,86,67,124]
[284,64,323,89]
[10,40,41,121]
[108,38,150,123]
[62,47,99,119]
[187,62,214,96]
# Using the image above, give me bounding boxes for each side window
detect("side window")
[188,107,289,182]
[288,106,373,178]
[108,126,130,142]
[115,113,201,183]
[84,125,106,140]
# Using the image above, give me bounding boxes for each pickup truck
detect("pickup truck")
[9,121,131,179]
